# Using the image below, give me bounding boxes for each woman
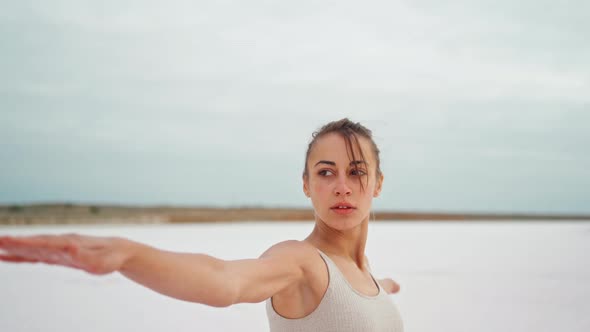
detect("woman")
[0,118,403,331]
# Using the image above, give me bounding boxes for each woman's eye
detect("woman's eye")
[350,169,367,176]
[318,170,334,176]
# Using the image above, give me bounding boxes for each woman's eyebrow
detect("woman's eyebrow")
[314,160,367,167]
[314,160,336,167]
[350,160,367,166]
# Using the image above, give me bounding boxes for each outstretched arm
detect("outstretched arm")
[0,234,307,307]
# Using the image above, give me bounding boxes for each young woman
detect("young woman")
[0,118,404,331]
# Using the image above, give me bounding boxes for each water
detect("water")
[1,221,589,332]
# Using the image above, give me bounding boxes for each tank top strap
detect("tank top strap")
[316,249,343,280]
[316,248,341,284]
[315,249,382,298]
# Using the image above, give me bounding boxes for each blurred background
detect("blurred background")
[1,2,589,332]
[1,0,589,214]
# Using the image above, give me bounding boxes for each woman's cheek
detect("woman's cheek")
[312,179,331,194]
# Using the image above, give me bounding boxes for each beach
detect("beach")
[1,221,589,331]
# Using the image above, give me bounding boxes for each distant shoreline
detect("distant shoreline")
[1,203,589,225]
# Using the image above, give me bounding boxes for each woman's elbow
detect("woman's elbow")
[203,280,241,308]
[206,298,235,308]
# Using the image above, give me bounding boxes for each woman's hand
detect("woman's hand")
[378,277,401,294]
[0,234,132,275]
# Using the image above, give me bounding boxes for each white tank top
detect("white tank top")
[266,250,404,332]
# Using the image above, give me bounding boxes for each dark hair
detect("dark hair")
[303,118,382,189]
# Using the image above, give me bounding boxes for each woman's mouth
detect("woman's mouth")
[330,203,356,215]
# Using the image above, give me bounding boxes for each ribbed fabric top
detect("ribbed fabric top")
[266,250,404,332]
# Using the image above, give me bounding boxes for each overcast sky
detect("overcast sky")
[1,1,589,214]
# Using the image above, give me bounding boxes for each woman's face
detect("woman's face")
[303,132,383,231]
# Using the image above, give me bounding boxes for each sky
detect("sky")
[1,1,589,214]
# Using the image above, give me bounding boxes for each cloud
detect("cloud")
[1,1,589,212]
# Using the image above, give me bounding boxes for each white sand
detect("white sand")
[1,221,589,332]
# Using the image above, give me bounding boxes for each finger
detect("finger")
[0,235,47,248]
[391,283,400,294]
[0,235,74,254]
[0,236,92,270]
[0,236,15,247]
[0,254,40,263]
[0,240,74,262]
[19,235,72,248]
[388,279,400,294]
[0,246,81,269]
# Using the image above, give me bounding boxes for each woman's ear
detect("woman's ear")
[373,173,384,197]
[303,176,311,197]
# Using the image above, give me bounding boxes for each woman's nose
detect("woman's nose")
[334,178,352,196]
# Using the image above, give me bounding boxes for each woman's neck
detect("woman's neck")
[305,216,369,269]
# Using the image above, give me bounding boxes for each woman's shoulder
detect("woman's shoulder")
[260,240,326,279]
[260,240,319,260]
